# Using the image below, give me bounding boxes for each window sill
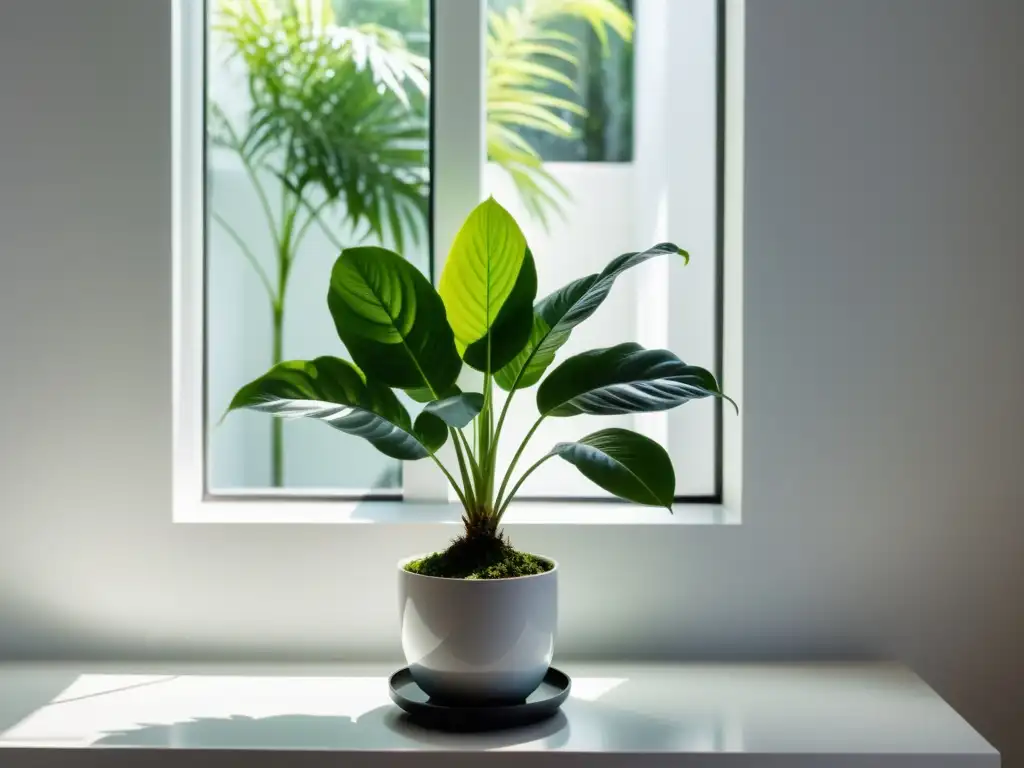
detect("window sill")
[174,499,739,525]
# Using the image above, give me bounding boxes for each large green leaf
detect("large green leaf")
[537,343,733,417]
[463,249,537,372]
[406,383,461,404]
[548,428,674,508]
[438,198,537,373]
[494,312,555,390]
[497,243,687,391]
[422,392,485,429]
[226,356,444,460]
[328,246,461,398]
[413,411,448,454]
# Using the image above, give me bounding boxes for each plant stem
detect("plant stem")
[429,453,468,509]
[270,301,284,487]
[457,429,481,482]
[236,150,279,252]
[269,185,301,488]
[492,385,516,461]
[451,427,476,510]
[473,413,480,463]
[212,211,275,302]
[495,453,555,521]
[494,415,545,511]
[481,371,494,510]
[293,195,345,252]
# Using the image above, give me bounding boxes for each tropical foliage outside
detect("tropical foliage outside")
[210,0,634,486]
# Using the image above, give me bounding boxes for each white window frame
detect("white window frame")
[172,0,743,524]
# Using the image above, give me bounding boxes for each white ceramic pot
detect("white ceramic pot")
[397,554,558,704]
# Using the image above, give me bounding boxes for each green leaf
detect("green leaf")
[439,198,537,373]
[413,410,449,453]
[548,428,674,508]
[463,249,537,372]
[497,243,687,391]
[328,246,461,398]
[494,312,554,390]
[226,357,439,460]
[422,392,485,429]
[489,58,578,91]
[406,383,460,404]
[537,342,733,417]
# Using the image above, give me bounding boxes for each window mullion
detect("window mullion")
[172,0,206,516]
[403,0,486,503]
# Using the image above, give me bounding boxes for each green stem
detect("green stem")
[269,188,301,489]
[480,370,496,513]
[429,453,468,509]
[495,415,545,511]
[451,427,476,510]
[221,123,290,488]
[495,453,555,521]
[216,118,279,246]
[293,195,345,252]
[212,211,275,301]
[213,202,280,485]
[492,386,516,464]
[237,152,279,252]
[457,429,481,483]
[473,413,480,463]
[270,301,284,487]
[491,334,544,471]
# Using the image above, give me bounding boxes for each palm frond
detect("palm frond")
[531,0,634,52]
[212,0,428,252]
[486,0,633,225]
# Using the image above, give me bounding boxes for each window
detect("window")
[177,0,723,508]
[205,0,430,496]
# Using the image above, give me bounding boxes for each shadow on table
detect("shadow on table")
[0,669,86,739]
[94,707,571,751]
[94,698,721,753]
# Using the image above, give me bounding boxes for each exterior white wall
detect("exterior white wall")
[0,0,1021,764]
[485,163,641,498]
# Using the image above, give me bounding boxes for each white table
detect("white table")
[0,662,998,767]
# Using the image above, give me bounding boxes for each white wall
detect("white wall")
[0,0,1021,764]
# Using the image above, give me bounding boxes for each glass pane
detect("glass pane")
[488,0,634,162]
[485,0,720,499]
[205,0,431,494]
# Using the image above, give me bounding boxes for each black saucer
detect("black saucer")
[388,667,571,731]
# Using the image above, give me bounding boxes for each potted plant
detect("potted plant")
[226,198,734,703]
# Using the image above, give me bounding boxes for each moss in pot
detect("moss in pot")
[226,198,735,702]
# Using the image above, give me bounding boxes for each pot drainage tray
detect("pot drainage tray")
[388,667,571,731]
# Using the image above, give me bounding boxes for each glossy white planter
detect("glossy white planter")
[398,554,558,703]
